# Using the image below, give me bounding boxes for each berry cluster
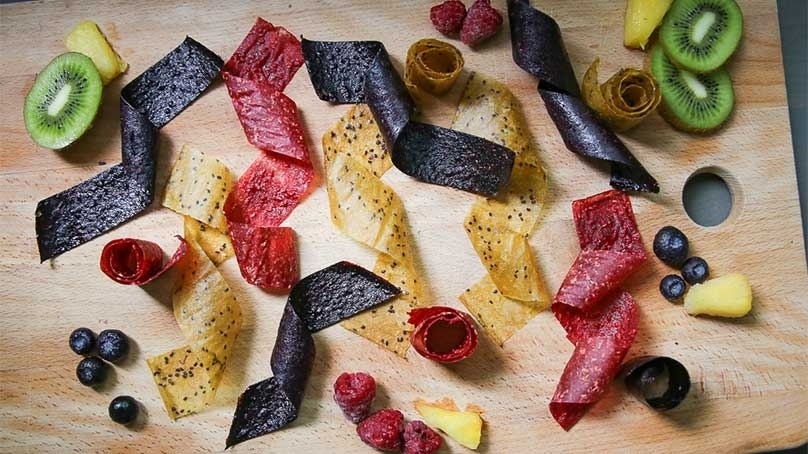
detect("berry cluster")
[430,0,503,47]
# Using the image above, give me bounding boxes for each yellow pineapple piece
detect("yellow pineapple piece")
[624,0,673,50]
[65,20,127,85]
[414,398,483,450]
[684,273,752,318]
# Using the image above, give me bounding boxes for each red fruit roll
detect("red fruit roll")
[408,306,478,363]
[100,236,187,285]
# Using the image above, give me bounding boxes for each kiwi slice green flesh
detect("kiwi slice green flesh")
[660,0,743,73]
[650,44,734,133]
[24,52,103,150]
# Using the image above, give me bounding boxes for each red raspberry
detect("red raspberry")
[460,0,503,47]
[334,372,376,423]
[403,420,443,454]
[356,409,404,451]
[430,1,467,37]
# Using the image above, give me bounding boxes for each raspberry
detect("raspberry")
[334,372,376,423]
[460,0,503,47]
[356,409,404,451]
[403,420,443,454]
[430,1,467,37]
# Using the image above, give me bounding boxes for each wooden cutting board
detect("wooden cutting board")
[1,1,806,452]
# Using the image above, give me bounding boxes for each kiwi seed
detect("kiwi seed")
[23,52,103,150]
[660,0,743,73]
[649,44,735,133]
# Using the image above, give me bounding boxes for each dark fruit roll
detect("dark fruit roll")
[76,356,108,387]
[660,274,687,303]
[97,329,129,363]
[109,395,140,424]
[620,356,691,410]
[652,226,689,268]
[69,327,96,355]
[681,256,709,285]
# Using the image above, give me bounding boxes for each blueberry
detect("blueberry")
[76,356,108,386]
[69,328,95,355]
[681,257,709,285]
[653,226,689,268]
[97,329,129,363]
[109,395,140,424]
[660,274,687,302]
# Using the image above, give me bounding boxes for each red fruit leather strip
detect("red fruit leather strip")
[550,291,638,430]
[100,236,188,285]
[222,18,313,292]
[550,189,645,430]
[408,306,478,363]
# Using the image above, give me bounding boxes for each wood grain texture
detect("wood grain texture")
[1,1,806,452]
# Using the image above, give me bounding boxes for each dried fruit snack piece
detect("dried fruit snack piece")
[146,237,242,420]
[549,190,646,430]
[408,306,478,363]
[405,39,464,97]
[325,147,424,357]
[226,262,400,448]
[414,398,483,449]
[122,37,223,128]
[460,0,503,47]
[222,18,314,293]
[302,38,515,197]
[162,145,234,232]
[322,103,392,177]
[581,58,661,132]
[65,20,127,85]
[550,291,638,430]
[452,72,550,344]
[507,0,659,193]
[35,100,156,261]
[182,217,233,265]
[35,37,222,261]
[99,236,187,285]
[620,356,691,410]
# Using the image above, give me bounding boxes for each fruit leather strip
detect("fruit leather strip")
[549,190,645,430]
[222,74,309,162]
[620,356,691,410]
[122,36,223,128]
[222,17,304,92]
[553,190,647,313]
[226,223,299,292]
[226,262,400,448]
[506,0,659,193]
[550,291,638,431]
[99,236,187,285]
[405,38,464,96]
[35,101,157,261]
[146,237,243,420]
[35,38,222,261]
[323,107,426,357]
[408,306,478,364]
[222,19,313,292]
[302,38,515,197]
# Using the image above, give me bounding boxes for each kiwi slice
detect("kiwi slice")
[649,44,734,133]
[23,52,103,150]
[660,0,743,73]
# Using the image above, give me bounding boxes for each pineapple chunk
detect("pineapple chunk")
[65,20,127,85]
[684,273,752,318]
[414,398,483,450]
[624,0,673,50]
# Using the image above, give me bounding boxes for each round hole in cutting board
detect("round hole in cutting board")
[682,171,733,227]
